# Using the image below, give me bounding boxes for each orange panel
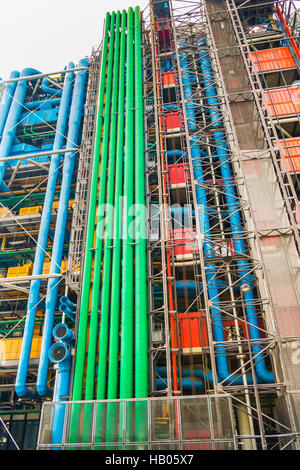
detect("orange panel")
[264,87,300,117]
[277,138,300,172]
[250,46,296,72]
[161,71,175,87]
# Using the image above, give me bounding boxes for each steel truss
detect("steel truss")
[144,0,300,450]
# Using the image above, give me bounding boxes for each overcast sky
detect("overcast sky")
[0,0,147,80]
[0,1,299,80]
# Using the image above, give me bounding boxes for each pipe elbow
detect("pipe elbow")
[15,383,28,398]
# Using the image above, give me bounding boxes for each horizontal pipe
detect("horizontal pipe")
[0,148,78,163]
[0,67,87,85]
[156,377,204,391]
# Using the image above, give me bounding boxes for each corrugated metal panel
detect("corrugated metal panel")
[168,162,190,187]
[250,46,296,72]
[264,87,300,117]
[170,312,209,351]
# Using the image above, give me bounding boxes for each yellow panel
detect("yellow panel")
[0,336,42,362]
[19,206,42,216]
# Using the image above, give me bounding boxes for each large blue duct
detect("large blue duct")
[15,63,75,399]
[0,68,41,192]
[0,71,20,139]
[198,48,274,384]
[48,342,71,448]
[178,51,259,386]
[178,52,249,385]
[41,77,63,97]
[36,59,88,397]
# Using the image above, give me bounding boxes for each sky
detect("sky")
[0,0,148,80]
[0,0,299,81]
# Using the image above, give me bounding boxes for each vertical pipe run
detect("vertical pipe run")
[96,10,121,400]
[85,11,117,401]
[120,6,134,400]
[0,68,41,192]
[71,12,111,402]
[36,59,88,397]
[198,48,274,384]
[179,52,249,385]
[134,5,148,443]
[106,9,127,401]
[134,5,148,401]
[15,64,75,398]
[0,70,20,138]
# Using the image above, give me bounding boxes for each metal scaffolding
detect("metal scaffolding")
[143,0,300,450]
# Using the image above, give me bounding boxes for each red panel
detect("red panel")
[264,87,300,117]
[171,312,209,349]
[277,138,300,172]
[164,112,183,132]
[223,319,266,341]
[172,228,198,257]
[250,46,296,72]
[168,162,190,186]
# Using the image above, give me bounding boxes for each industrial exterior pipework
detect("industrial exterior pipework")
[0,70,20,138]
[15,64,75,399]
[198,47,274,384]
[71,12,111,404]
[36,59,88,397]
[68,6,148,446]
[0,68,41,193]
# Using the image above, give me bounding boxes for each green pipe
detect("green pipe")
[133,5,148,444]
[71,12,111,403]
[106,10,126,401]
[96,10,121,400]
[134,5,148,399]
[120,6,134,400]
[105,10,127,446]
[84,11,117,401]
[68,12,111,450]
[0,409,40,415]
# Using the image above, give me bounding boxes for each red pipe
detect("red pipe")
[276,5,300,63]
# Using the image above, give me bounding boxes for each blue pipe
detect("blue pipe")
[60,295,76,312]
[156,377,204,391]
[199,48,274,384]
[36,59,88,397]
[156,366,215,387]
[180,52,254,385]
[41,77,62,97]
[23,98,61,110]
[154,280,240,297]
[59,303,76,322]
[48,342,71,448]
[53,323,75,349]
[15,63,75,399]
[0,68,41,192]
[0,71,20,139]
